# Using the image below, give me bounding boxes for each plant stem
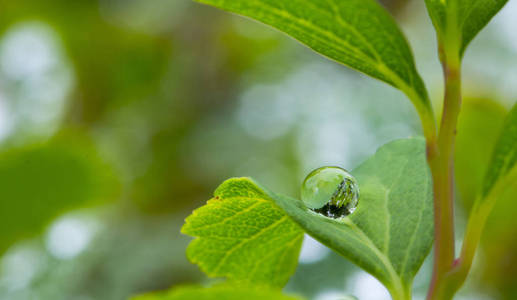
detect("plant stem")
[426,41,462,300]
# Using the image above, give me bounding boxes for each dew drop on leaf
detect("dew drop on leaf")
[301,166,359,219]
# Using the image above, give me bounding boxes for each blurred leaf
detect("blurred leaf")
[264,138,433,299]
[424,0,508,56]
[181,179,304,288]
[481,101,517,199]
[455,98,507,208]
[0,131,118,255]
[195,0,433,120]
[470,101,517,298]
[132,284,302,300]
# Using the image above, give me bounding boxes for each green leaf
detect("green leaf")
[455,98,508,209]
[195,0,434,135]
[181,179,304,288]
[131,285,302,300]
[481,102,517,199]
[0,132,119,255]
[195,138,433,298]
[263,138,433,299]
[425,0,508,56]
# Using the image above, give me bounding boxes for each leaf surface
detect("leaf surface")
[132,285,301,300]
[195,0,433,125]
[425,0,508,55]
[181,179,304,287]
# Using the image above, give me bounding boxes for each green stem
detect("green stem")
[426,41,462,300]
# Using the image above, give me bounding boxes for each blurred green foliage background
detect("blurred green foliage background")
[0,0,515,299]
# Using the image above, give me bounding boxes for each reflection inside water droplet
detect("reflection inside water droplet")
[301,166,359,219]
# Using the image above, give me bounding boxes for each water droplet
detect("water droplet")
[301,166,359,218]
